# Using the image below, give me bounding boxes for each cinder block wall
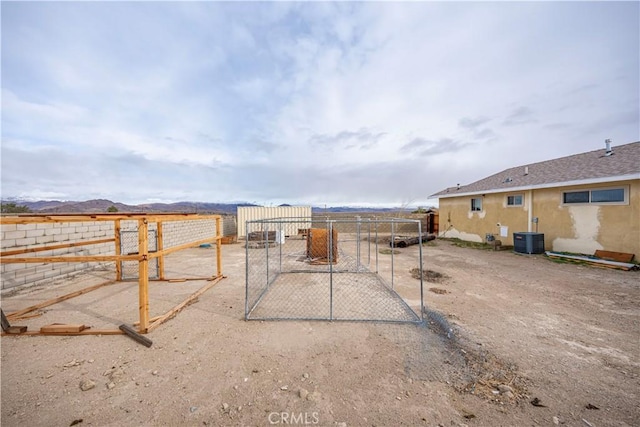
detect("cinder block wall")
[221,215,237,236]
[1,221,115,290]
[1,218,220,291]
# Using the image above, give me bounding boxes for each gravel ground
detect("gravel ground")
[1,239,638,426]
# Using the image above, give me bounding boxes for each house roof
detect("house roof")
[430,141,640,198]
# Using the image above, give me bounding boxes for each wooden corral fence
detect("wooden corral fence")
[0,213,224,337]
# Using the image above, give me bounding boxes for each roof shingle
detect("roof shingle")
[430,141,640,198]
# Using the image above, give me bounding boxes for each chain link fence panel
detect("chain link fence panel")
[245,217,424,323]
[120,229,158,280]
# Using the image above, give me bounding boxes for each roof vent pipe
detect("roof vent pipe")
[524,166,529,175]
[605,139,612,156]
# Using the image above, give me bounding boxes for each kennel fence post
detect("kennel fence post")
[245,221,250,319]
[356,216,361,271]
[367,219,371,266]
[391,220,395,290]
[264,224,269,289]
[279,220,283,273]
[329,220,334,321]
[375,220,379,274]
[157,220,165,280]
[418,221,424,322]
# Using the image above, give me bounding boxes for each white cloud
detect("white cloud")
[1,2,638,207]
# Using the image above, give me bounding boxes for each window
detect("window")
[591,188,624,203]
[563,191,589,204]
[471,197,482,212]
[563,187,627,204]
[507,195,523,206]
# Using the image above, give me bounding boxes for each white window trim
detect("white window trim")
[506,194,524,207]
[561,185,629,206]
[470,197,483,212]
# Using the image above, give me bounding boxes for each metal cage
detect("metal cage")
[245,217,425,323]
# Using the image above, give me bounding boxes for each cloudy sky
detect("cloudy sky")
[1,2,638,207]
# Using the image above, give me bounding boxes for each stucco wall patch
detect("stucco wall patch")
[440,227,483,243]
[552,205,603,254]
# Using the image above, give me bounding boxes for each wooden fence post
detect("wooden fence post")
[138,218,149,333]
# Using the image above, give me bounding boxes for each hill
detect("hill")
[3,199,426,214]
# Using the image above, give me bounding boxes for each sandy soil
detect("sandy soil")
[1,239,638,427]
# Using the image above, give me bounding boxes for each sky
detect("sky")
[1,1,638,208]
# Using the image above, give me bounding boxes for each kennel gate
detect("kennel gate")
[245,217,425,323]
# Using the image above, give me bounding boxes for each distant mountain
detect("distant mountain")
[3,199,260,214]
[311,206,404,213]
[3,199,417,214]
[137,202,259,214]
[23,199,141,213]
[15,200,69,211]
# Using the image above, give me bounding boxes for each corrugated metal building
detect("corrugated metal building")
[237,206,312,238]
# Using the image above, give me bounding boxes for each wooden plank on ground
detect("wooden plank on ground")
[5,279,117,320]
[594,250,635,263]
[40,324,88,333]
[11,312,44,321]
[3,329,124,337]
[146,275,225,332]
[6,326,28,334]
[546,252,636,271]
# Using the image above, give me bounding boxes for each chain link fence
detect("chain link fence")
[245,217,424,323]
[120,229,159,280]
[119,218,218,280]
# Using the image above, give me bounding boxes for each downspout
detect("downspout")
[527,190,533,232]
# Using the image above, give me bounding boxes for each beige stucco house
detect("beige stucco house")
[430,141,640,258]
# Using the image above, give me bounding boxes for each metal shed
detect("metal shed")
[237,206,312,238]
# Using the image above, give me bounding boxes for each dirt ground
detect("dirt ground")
[1,239,638,427]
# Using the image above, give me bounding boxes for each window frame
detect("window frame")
[470,197,483,212]
[562,186,628,206]
[506,194,524,207]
